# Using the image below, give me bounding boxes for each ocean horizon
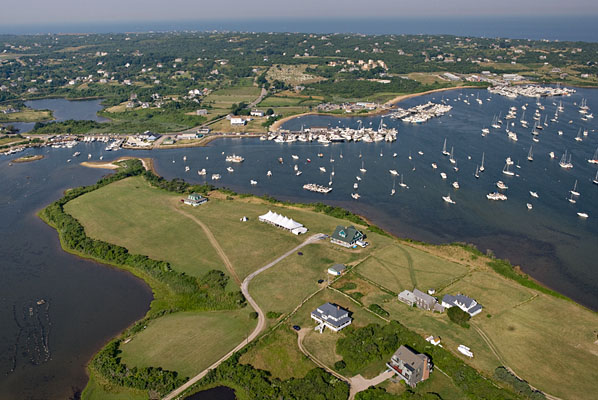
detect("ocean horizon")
[1,16,597,42]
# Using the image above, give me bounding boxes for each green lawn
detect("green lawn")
[239,326,316,380]
[82,369,148,400]
[120,310,256,379]
[203,85,261,109]
[65,176,223,278]
[356,243,469,294]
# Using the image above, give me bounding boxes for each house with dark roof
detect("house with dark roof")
[441,294,483,317]
[387,345,432,387]
[330,225,365,248]
[311,302,352,332]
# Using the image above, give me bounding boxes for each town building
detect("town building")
[230,117,246,126]
[176,133,200,140]
[196,109,208,116]
[327,264,346,276]
[258,210,308,235]
[330,225,366,248]
[250,109,265,117]
[311,302,352,332]
[413,288,440,311]
[183,193,208,206]
[387,345,432,387]
[398,290,417,306]
[441,294,483,317]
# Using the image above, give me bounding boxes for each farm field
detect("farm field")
[65,172,598,400]
[119,310,257,379]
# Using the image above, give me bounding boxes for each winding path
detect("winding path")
[172,205,242,285]
[162,232,325,400]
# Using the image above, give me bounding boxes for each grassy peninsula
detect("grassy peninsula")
[38,159,598,400]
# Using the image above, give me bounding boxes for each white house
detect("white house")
[311,303,352,332]
[441,294,483,317]
[250,109,265,117]
[230,117,246,126]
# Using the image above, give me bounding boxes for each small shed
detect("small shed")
[327,264,346,276]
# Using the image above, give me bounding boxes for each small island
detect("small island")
[12,154,44,163]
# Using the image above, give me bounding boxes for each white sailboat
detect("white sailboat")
[360,160,367,173]
[449,146,456,164]
[479,152,485,172]
[570,180,580,196]
[593,170,598,185]
[474,165,480,179]
[527,145,534,162]
[391,176,396,196]
[587,147,598,164]
[442,138,450,156]
[502,162,515,176]
[399,174,409,189]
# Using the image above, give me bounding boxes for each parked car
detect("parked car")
[292,325,301,331]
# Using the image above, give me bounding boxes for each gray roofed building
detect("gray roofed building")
[330,225,364,248]
[327,264,346,276]
[387,345,432,387]
[413,288,438,311]
[441,294,483,317]
[311,302,352,332]
[398,290,416,306]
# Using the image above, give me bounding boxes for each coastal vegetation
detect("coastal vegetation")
[41,160,598,399]
[11,154,43,163]
[2,31,597,136]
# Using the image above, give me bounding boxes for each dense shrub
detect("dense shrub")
[447,306,471,327]
[495,367,546,400]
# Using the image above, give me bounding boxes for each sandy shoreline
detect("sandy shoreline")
[269,85,480,131]
[81,156,156,174]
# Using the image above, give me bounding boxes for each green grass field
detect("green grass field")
[120,310,256,379]
[82,369,148,400]
[202,85,261,110]
[65,177,223,278]
[66,173,598,400]
[0,108,52,122]
[239,326,315,380]
[356,243,469,294]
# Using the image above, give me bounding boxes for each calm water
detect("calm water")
[148,87,598,310]
[0,151,151,399]
[3,17,598,42]
[6,98,107,134]
[185,386,236,400]
[1,86,597,398]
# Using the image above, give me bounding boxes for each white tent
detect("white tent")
[259,210,306,234]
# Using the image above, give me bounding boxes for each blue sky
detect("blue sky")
[4,0,598,25]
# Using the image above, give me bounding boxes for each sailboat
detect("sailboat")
[449,146,456,164]
[570,180,580,196]
[479,152,485,172]
[568,192,577,204]
[593,170,598,185]
[575,128,583,142]
[474,165,480,179]
[360,160,367,173]
[527,145,534,162]
[559,151,573,169]
[391,177,396,196]
[399,174,409,189]
[442,138,450,156]
[502,162,515,176]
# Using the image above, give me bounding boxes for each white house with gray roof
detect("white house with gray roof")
[311,302,352,332]
[441,294,483,317]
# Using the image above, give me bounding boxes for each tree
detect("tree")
[266,108,274,115]
[447,307,471,327]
